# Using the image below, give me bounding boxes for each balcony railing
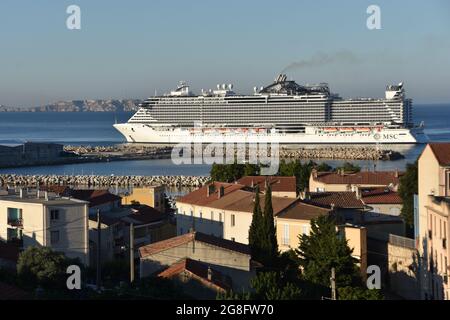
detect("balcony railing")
[7,218,23,227]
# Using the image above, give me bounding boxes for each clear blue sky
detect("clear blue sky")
[1,0,449,106]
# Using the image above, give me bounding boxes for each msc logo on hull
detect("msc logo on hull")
[374,133,398,140]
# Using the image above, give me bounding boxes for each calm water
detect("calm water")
[0,104,449,175]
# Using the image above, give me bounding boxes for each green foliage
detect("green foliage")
[296,215,360,291]
[335,162,361,173]
[250,271,302,300]
[248,185,264,263]
[101,259,130,287]
[17,246,80,290]
[217,289,251,300]
[398,162,418,231]
[316,162,333,172]
[210,162,245,182]
[337,286,384,300]
[262,184,278,268]
[278,159,315,192]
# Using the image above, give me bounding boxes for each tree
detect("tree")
[316,162,333,172]
[17,246,79,290]
[337,286,384,300]
[398,162,418,234]
[248,185,264,263]
[262,183,278,268]
[336,162,361,173]
[296,215,360,292]
[250,271,302,300]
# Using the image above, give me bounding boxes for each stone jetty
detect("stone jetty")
[0,174,210,188]
[279,146,403,161]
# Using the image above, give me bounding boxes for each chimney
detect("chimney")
[45,191,49,201]
[218,186,225,199]
[19,188,24,199]
[207,266,212,281]
[207,184,215,197]
[394,169,399,178]
[355,186,362,200]
[312,168,318,179]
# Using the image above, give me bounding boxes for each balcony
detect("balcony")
[7,218,23,227]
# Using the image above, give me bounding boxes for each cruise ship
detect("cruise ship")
[114,75,428,144]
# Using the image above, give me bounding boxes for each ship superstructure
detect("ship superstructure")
[114,75,427,144]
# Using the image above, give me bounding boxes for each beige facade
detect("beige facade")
[0,191,89,265]
[418,143,450,300]
[121,186,166,212]
[388,234,420,299]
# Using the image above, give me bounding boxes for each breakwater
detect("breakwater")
[279,146,403,160]
[0,174,210,188]
[66,145,403,161]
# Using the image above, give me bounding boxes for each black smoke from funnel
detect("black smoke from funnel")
[281,51,361,73]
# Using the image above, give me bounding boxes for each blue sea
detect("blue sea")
[0,104,449,176]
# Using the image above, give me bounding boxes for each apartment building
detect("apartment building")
[176,181,297,244]
[121,186,166,212]
[0,189,89,265]
[139,231,258,297]
[418,143,450,300]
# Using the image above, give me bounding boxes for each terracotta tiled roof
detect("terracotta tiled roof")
[39,185,71,196]
[139,231,250,258]
[0,282,30,300]
[177,182,244,206]
[69,189,121,207]
[361,188,403,204]
[312,171,402,186]
[307,192,365,209]
[209,189,297,215]
[158,258,232,291]
[236,176,297,193]
[277,201,331,220]
[428,143,450,166]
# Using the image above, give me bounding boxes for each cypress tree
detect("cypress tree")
[249,185,263,262]
[263,182,278,267]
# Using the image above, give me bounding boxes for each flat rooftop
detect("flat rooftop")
[0,191,88,206]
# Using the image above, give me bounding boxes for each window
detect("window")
[231,214,235,227]
[51,231,60,244]
[282,224,290,245]
[7,208,22,224]
[302,225,309,235]
[50,209,60,221]
[231,237,235,242]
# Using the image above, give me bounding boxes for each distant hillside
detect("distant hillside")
[0,100,143,112]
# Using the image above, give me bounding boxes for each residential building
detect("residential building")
[309,169,403,193]
[387,234,420,299]
[69,189,122,215]
[275,200,367,277]
[0,189,89,265]
[157,258,231,299]
[121,186,166,212]
[89,204,176,266]
[418,143,450,300]
[176,181,297,244]
[139,231,258,295]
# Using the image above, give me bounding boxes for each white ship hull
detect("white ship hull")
[114,123,428,144]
